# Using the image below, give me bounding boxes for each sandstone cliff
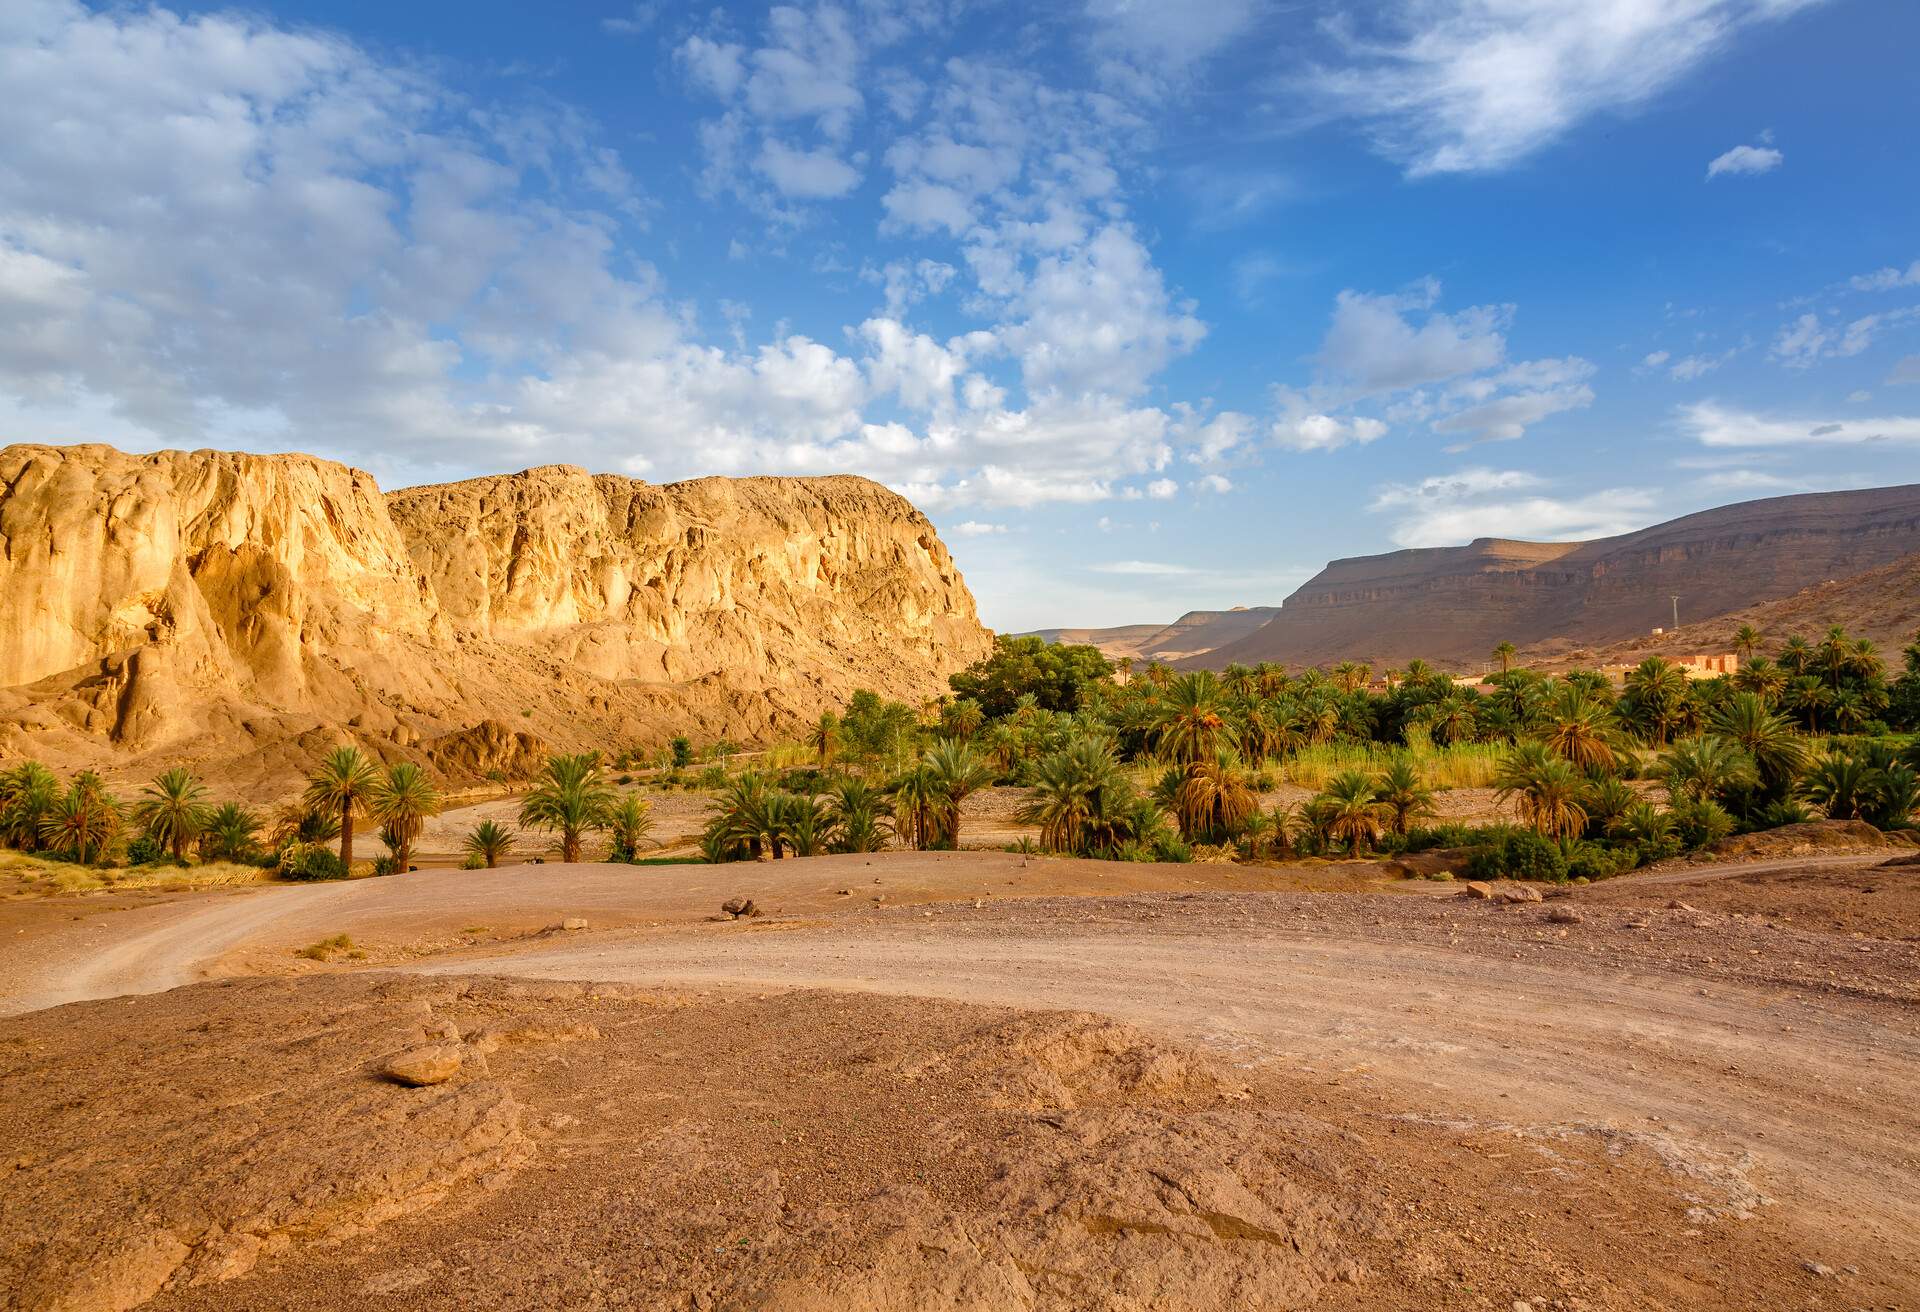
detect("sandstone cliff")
[1020,608,1282,664]
[1191,485,1920,671]
[0,444,990,791]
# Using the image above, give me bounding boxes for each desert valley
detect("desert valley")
[5,3,1920,1310]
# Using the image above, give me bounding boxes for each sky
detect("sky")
[1,1,1917,633]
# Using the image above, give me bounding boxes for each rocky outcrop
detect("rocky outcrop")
[1192,485,1920,670]
[1021,607,1282,664]
[0,444,990,789]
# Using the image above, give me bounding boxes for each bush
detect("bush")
[460,853,486,870]
[1463,830,1569,883]
[1670,797,1735,850]
[370,855,400,876]
[125,834,174,867]
[695,765,729,790]
[1151,834,1193,864]
[670,736,694,768]
[1249,770,1277,792]
[280,844,347,881]
[1564,839,1638,881]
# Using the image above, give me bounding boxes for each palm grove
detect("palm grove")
[1,623,1915,880]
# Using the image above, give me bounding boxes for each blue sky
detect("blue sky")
[1,1,1917,632]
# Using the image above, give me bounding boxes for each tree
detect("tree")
[1017,736,1142,856]
[920,739,994,848]
[303,746,381,872]
[1153,671,1228,764]
[1494,742,1588,839]
[949,635,1114,718]
[810,712,840,765]
[1170,754,1257,842]
[1537,683,1620,770]
[132,768,211,862]
[1733,624,1764,662]
[0,761,60,850]
[40,772,121,865]
[372,762,440,872]
[519,753,614,862]
[889,763,943,851]
[1659,736,1757,805]
[1308,770,1389,854]
[1801,755,1874,820]
[827,778,892,853]
[1492,640,1518,674]
[1373,756,1435,836]
[670,737,694,769]
[1708,692,1806,794]
[606,795,655,860]
[201,802,262,862]
[1621,657,1693,744]
[463,819,515,868]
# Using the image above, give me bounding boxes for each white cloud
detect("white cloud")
[677,36,747,97]
[1319,282,1507,392]
[1680,401,1920,447]
[1433,383,1593,444]
[755,139,862,198]
[1889,356,1920,386]
[1271,404,1390,453]
[1306,0,1827,176]
[1848,389,1873,403]
[1706,142,1782,178]
[1642,350,1671,368]
[602,4,659,36]
[1196,473,1234,494]
[1090,560,1197,576]
[1085,0,1259,98]
[1773,307,1920,366]
[1850,260,1920,292]
[950,520,1006,536]
[1146,478,1178,499]
[1668,349,1736,380]
[1370,467,1654,548]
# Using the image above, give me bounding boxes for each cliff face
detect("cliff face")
[0,444,990,789]
[1193,485,1920,671]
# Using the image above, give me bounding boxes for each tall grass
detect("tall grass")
[1279,741,1505,791]
[0,851,274,895]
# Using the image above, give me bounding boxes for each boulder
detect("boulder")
[384,1045,463,1087]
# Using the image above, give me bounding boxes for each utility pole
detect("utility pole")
[1670,596,1680,630]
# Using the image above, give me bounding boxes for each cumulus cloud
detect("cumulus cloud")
[1680,401,1920,448]
[1850,260,1920,292]
[1706,142,1783,178]
[949,520,1007,536]
[1084,0,1260,98]
[1305,0,1827,175]
[1772,308,1920,367]
[1319,281,1507,392]
[755,139,862,198]
[1369,467,1654,548]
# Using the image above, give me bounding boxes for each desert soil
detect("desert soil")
[2,846,1917,1310]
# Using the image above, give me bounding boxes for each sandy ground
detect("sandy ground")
[3,847,1917,1309]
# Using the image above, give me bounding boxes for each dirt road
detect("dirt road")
[4,849,1916,1289]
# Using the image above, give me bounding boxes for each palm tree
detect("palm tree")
[0,761,60,850]
[1620,801,1675,852]
[781,793,835,856]
[1537,683,1620,770]
[518,753,614,862]
[463,819,515,868]
[372,762,440,871]
[1153,671,1229,764]
[606,795,655,859]
[40,772,121,865]
[304,746,381,872]
[1312,770,1389,854]
[1492,640,1518,674]
[827,778,892,853]
[1802,755,1875,820]
[1708,693,1806,793]
[1778,636,1814,676]
[1171,753,1257,842]
[1659,736,1757,805]
[1017,735,1134,855]
[201,802,262,862]
[1784,675,1830,734]
[920,739,994,848]
[810,712,840,765]
[1494,742,1588,839]
[944,698,986,742]
[1372,756,1435,836]
[1622,657,1692,744]
[132,768,212,863]
[1732,657,1787,704]
[888,764,943,851]
[1733,624,1763,662]
[1580,775,1638,839]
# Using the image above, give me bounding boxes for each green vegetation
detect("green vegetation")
[463,819,515,869]
[518,753,615,863]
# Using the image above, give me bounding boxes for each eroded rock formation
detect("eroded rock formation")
[0,444,990,789]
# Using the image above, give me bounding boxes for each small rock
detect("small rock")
[1547,906,1583,924]
[1625,919,1651,930]
[836,888,852,896]
[1464,881,1494,900]
[1494,884,1543,904]
[560,917,588,931]
[1802,1261,1835,1278]
[1668,899,1701,913]
[721,898,757,919]
[384,1045,462,1087]
[1513,1302,1533,1312]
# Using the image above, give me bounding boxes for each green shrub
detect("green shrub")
[1564,839,1638,881]
[459,853,485,870]
[1670,797,1735,850]
[1151,834,1193,864]
[125,834,175,867]
[1464,830,1569,883]
[281,845,347,881]
[695,765,729,789]
[370,855,400,876]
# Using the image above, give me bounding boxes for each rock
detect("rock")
[1802,1261,1835,1277]
[722,898,758,919]
[560,917,588,931]
[384,1045,463,1087]
[1625,919,1651,930]
[1668,899,1701,912]
[1493,884,1543,904]
[0,443,992,784]
[1546,906,1583,924]
[1464,881,1494,900]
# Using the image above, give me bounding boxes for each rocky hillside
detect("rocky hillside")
[1522,549,1920,671]
[0,444,990,792]
[1192,484,1920,671]
[1020,608,1281,664]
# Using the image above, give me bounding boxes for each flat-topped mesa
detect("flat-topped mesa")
[1189,484,1920,671]
[0,443,991,786]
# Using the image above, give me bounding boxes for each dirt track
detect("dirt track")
[4,849,1918,1303]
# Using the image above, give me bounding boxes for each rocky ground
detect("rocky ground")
[2,844,1916,1310]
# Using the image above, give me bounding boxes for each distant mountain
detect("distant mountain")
[1018,607,1282,664]
[1522,549,1920,671]
[1184,484,1920,671]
